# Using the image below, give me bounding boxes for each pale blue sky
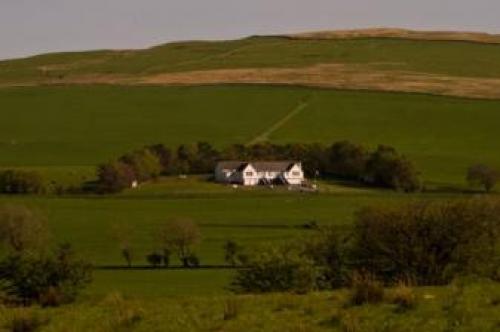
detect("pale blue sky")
[1,0,500,60]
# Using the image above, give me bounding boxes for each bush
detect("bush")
[0,170,44,194]
[302,228,347,289]
[0,244,93,306]
[350,198,500,284]
[146,252,163,268]
[231,244,318,294]
[349,271,385,306]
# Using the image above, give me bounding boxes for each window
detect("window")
[292,171,301,176]
[245,172,254,176]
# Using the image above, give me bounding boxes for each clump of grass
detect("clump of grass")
[339,310,360,332]
[102,292,144,330]
[389,280,417,311]
[1,308,48,332]
[223,297,241,321]
[349,272,384,306]
[289,322,313,332]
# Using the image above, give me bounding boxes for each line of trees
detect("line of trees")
[96,141,421,193]
[0,169,45,194]
[112,218,202,268]
[231,197,500,294]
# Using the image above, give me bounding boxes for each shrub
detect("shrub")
[350,198,500,284]
[231,244,318,294]
[0,170,44,194]
[302,228,347,289]
[146,252,163,268]
[349,271,384,306]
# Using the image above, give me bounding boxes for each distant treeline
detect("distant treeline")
[95,141,421,193]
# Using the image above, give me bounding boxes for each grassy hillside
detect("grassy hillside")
[2,85,500,186]
[2,31,500,98]
[3,35,500,80]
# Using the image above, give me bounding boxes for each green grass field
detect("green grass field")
[2,85,500,186]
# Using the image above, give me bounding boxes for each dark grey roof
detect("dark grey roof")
[251,161,298,172]
[217,161,299,172]
[217,161,246,170]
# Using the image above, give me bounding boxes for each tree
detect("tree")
[223,240,244,267]
[157,219,201,267]
[111,224,135,267]
[328,141,368,180]
[148,144,174,174]
[467,164,499,192]
[0,204,49,254]
[193,141,220,173]
[364,145,420,192]
[97,161,136,193]
[120,149,162,182]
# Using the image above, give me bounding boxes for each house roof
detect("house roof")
[217,161,300,172]
[217,161,247,170]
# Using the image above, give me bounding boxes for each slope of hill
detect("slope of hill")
[2,85,500,186]
[2,29,500,98]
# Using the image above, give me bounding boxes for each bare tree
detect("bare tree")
[157,218,201,267]
[111,224,134,267]
[0,204,49,253]
[467,164,500,192]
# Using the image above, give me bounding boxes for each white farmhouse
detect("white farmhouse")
[215,161,305,186]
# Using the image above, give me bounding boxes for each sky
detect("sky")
[1,0,500,60]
